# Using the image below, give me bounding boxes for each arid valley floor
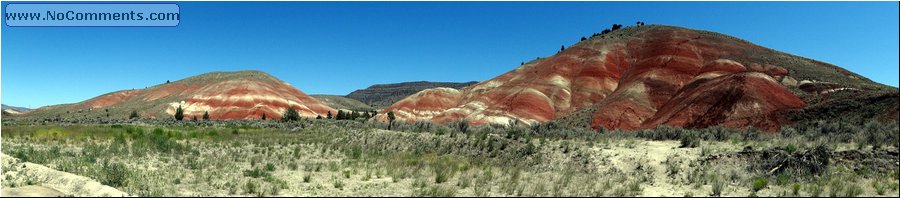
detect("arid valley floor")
[1,118,898,197]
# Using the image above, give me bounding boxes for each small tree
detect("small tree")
[261,113,267,120]
[581,36,587,41]
[611,24,623,31]
[326,111,333,119]
[601,29,611,34]
[192,115,198,121]
[129,110,139,119]
[282,106,300,122]
[174,105,184,121]
[316,115,323,119]
[560,45,565,52]
[202,111,209,120]
[387,111,396,130]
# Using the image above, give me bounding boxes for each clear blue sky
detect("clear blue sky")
[2,1,898,108]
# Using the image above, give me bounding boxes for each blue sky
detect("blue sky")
[2,1,898,108]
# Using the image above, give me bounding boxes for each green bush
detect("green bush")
[243,167,271,178]
[806,183,824,197]
[265,163,276,171]
[244,180,257,194]
[433,162,453,184]
[785,144,798,154]
[342,169,352,179]
[281,106,300,122]
[872,180,886,195]
[100,161,130,188]
[776,173,791,185]
[751,177,768,192]
[333,179,344,189]
[680,132,700,148]
[413,185,457,197]
[711,176,723,196]
[843,184,862,197]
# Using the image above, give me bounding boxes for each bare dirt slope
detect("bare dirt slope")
[1,153,130,197]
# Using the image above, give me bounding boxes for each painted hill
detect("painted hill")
[23,70,336,120]
[377,24,897,132]
[346,81,478,109]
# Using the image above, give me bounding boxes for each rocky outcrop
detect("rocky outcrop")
[346,81,477,109]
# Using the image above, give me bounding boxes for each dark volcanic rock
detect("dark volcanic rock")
[346,81,477,109]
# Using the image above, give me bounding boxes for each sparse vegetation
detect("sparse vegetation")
[1,118,896,196]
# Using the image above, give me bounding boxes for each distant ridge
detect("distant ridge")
[346,81,478,109]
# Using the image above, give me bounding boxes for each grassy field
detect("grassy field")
[1,119,898,197]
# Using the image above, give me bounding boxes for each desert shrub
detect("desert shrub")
[100,161,130,188]
[760,145,831,179]
[784,143,798,154]
[828,180,844,197]
[627,180,643,194]
[776,173,791,185]
[680,131,701,148]
[872,179,886,195]
[281,106,300,122]
[711,175,724,196]
[333,179,344,189]
[243,180,258,194]
[456,172,471,188]
[500,168,522,195]
[265,163,276,171]
[751,177,768,192]
[129,110,139,119]
[843,184,863,197]
[806,183,824,197]
[303,174,312,183]
[413,185,457,197]
[432,158,456,184]
[243,167,270,178]
[342,169,351,179]
[451,119,469,134]
[859,120,897,149]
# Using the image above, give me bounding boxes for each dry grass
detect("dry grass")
[1,119,897,196]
